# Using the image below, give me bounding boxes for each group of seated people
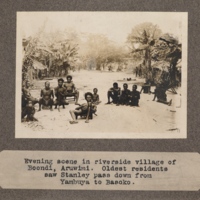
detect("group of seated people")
[21,75,172,123]
[139,80,172,106]
[21,75,101,123]
[106,82,140,107]
[106,81,172,107]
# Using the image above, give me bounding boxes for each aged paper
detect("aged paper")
[0,151,199,190]
[15,12,188,139]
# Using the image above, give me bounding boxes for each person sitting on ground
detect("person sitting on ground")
[21,100,38,122]
[54,78,69,111]
[38,81,54,111]
[69,92,97,124]
[22,80,39,106]
[64,75,79,105]
[106,82,121,104]
[152,83,172,106]
[93,88,101,105]
[129,84,140,107]
[140,79,151,94]
[118,83,131,106]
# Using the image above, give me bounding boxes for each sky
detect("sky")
[17,12,187,45]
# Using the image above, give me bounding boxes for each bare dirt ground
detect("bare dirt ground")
[17,70,184,138]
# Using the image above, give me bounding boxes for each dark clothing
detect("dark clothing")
[130,90,140,106]
[120,89,131,104]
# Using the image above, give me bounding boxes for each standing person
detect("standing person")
[46,67,49,77]
[129,85,140,107]
[64,75,79,105]
[106,82,121,104]
[135,67,138,77]
[139,65,142,77]
[118,83,131,106]
[69,92,97,124]
[54,78,69,111]
[38,81,54,111]
[38,70,42,80]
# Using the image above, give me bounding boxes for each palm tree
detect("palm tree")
[127,22,162,71]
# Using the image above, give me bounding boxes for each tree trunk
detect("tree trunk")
[144,47,152,80]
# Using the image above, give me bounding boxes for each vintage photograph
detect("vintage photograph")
[15,12,187,138]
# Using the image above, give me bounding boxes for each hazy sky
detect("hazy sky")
[17,12,187,44]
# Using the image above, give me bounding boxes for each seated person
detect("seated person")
[118,83,131,106]
[22,81,39,106]
[38,81,54,111]
[93,88,101,105]
[21,100,38,122]
[106,82,121,104]
[54,78,69,111]
[64,75,79,104]
[129,85,140,107]
[69,92,97,124]
[152,83,172,106]
[140,79,151,94]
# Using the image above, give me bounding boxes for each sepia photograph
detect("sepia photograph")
[15,12,187,138]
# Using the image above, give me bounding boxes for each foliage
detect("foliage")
[127,23,162,55]
[80,34,128,70]
[23,28,80,78]
[127,23,182,88]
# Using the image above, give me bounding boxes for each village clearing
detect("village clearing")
[17,70,183,139]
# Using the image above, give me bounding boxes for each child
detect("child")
[93,88,101,105]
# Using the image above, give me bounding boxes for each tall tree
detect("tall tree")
[127,22,162,70]
[152,33,182,87]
